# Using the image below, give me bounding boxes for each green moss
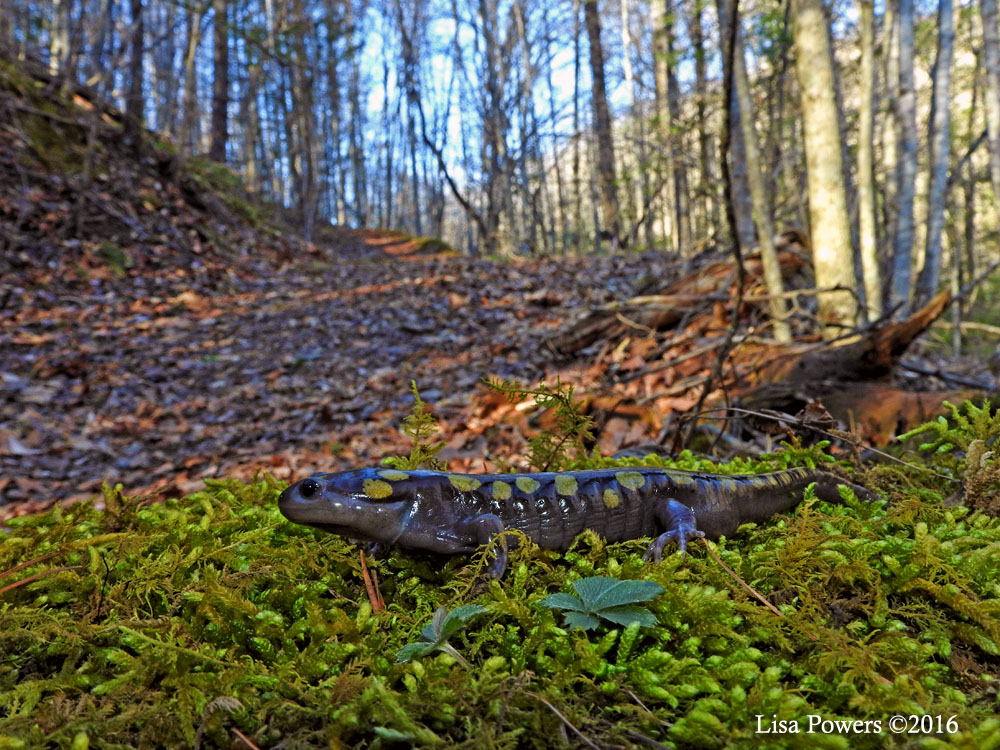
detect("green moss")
[411,236,457,255]
[0,60,87,173]
[183,156,265,228]
[3,409,1000,747]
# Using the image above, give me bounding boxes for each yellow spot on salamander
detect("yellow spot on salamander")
[516,476,540,493]
[362,479,393,499]
[554,475,578,495]
[448,475,482,492]
[718,477,738,493]
[616,471,646,492]
[377,469,410,481]
[671,473,695,485]
[603,488,620,509]
[492,480,512,500]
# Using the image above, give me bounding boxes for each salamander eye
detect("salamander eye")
[300,479,321,498]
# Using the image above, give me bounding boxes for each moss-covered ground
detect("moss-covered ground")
[2,408,1000,749]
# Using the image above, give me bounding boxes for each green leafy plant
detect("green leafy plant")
[396,605,488,666]
[383,380,446,471]
[541,576,664,631]
[899,399,1000,512]
[484,377,595,470]
[899,399,998,460]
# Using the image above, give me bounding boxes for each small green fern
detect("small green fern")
[383,381,446,471]
[899,399,1000,512]
[484,377,595,471]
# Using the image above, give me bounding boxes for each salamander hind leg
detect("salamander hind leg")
[455,513,508,578]
[643,499,706,562]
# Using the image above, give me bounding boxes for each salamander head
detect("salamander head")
[278,470,414,544]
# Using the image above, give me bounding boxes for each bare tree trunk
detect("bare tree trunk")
[583,0,621,250]
[157,0,179,135]
[244,61,263,194]
[208,0,229,162]
[123,0,145,153]
[572,0,583,254]
[666,10,690,253]
[49,0,69,74]
[716,0,756,248]
[880,0,899,251]
[181,1,207,154]
[914,0,954,306]
[791,0,859,335]
[619,0,640,242]
[651,0,674,249]
[981,0,1000,217]
[324,0,345,223]
[290,0,318,237]
[857,0,881,320]
[347,0,367,225]
[544,35,568,252]
[689,0,719,240]
[733,22,791,341]
[963,44,981,292]
[890,0,917,312]
[621,0,654,250]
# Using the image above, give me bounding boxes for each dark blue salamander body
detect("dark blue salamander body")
[278,466,877,577]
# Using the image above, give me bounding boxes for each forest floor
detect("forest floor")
[1,216,680,519]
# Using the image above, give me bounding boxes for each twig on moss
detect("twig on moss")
[360,549,385,612]
[524,691,601,750]
[699,538,818,643]
[0,550,61,582]
[0,565,82,597]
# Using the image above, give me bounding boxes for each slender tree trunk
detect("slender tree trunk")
[914,0,954,306]
[159,0,178,135]
[880,0,899,253]
[347,0,366,225]
[621,0,654,250]
[181,1,206,154]
[981,0,1000,216]
[245,61,263,194]
[791,0,859,335]
[208,0,229,162]
[890,0,917,311]
[123,0,144,153]
[290,0,318,237]
[49,0,69,74]
[571,0,583,254]
[689,0,719,241]
[857,0,881,320]
[716,0,756,248]
[583,0,621,250]
[651,0,673,247]
[619,0,641,242]
[964,45,980,291]
[325,0,345,223]
[666,11,690,253]
[734,23,791,341]
[544,35,568,252]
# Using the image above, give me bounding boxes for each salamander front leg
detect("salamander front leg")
[643,499,706,562]
[456,513,507,578]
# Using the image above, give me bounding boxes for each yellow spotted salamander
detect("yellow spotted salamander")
[278,467,877,577]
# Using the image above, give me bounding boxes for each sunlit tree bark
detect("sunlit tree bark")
[890,0,918,311]
[857,0,881,320]
[914,0,954,306]
[791,0,859,335]
[733,20,791,341]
